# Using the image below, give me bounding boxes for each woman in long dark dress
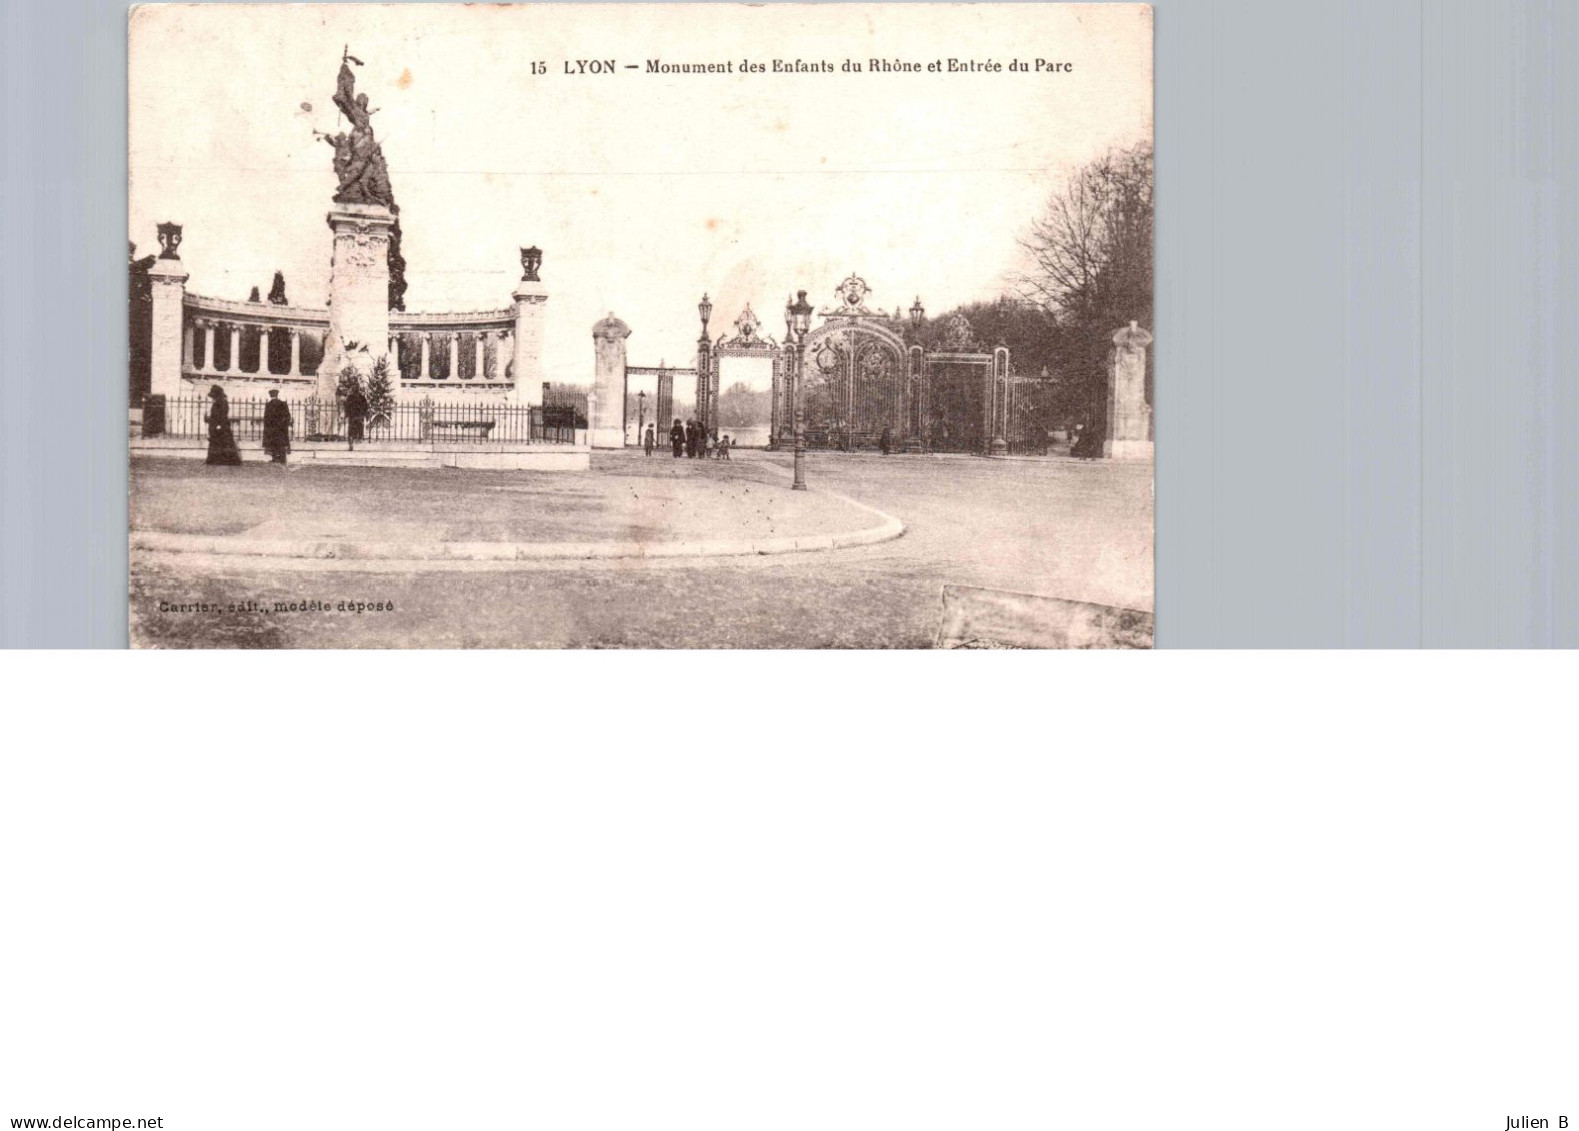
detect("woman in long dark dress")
[204,385,242,466]
[669,418,685,458]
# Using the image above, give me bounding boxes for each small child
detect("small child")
[720,435,732,460]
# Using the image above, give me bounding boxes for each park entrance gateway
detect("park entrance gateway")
[773,275,1011,455]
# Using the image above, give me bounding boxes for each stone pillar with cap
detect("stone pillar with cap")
[511,246,549,406]
[147,222,189,401]
[1103,320,1154,460]
[319,202,397,399]
[590,313,630,449]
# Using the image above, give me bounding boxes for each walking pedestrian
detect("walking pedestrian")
[262,389,292,465]
[204,385,242,466]
[670,418,685,458]
[685,418,698,458]
[644,423,656,456]
[344,385,369,450]
[719,435,732,461]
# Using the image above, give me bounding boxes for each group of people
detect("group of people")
[202,384,295,467]
[647,419,732,461]
[202,384,371,467]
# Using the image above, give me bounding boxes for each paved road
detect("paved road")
[130,450,1152,648]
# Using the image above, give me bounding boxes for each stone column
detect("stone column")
[419,333,432,379]
[1103,321,1154,460]
[448,332,460,379]
[473,334,485,382]
[145,233,186,402]
[182,321,195,373]
[227,325,240,375]
[288,329,302,377]
[492,329,509,380]
[589,313,630,448]
[511,280,550,405]
[256,327,270,377]
[147,255,189,400]
[200,320,215,374]
[319,202,397,399]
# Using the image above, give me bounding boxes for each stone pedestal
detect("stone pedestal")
[590,313,630,449]
[510,278,549,405]
[147,257,189,400]
[319,203,397,398]
[1103,321,1154,460]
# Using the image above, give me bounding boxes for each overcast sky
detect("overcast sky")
[130,3,1151,391]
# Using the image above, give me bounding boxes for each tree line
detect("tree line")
[924,141,1153,427]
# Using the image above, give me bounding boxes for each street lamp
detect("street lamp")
[697,294,714,433]
[786,289,813,491]
[909,296,924,331]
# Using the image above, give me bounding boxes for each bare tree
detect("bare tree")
[1016,143,1153,426]
[1018,143,1152,324]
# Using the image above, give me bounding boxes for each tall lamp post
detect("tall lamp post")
[697,293,714,435]
[909,297,926,451]
[786,289,813,491]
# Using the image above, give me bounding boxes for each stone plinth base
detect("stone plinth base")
[1102,439,1154,460]
[321,203,397,398]
[589,426,626,450]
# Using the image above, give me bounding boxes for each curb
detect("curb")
[130,495,904,563]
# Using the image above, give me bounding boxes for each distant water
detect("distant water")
[722,425,772,448]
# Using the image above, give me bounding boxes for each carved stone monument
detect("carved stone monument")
[1103,321,1154,460]
[319,203,396,398]
[590,313,631,449]
[315,51,401,396]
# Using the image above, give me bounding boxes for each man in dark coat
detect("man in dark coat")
[344,386,369,449]
[669,418,685,458]
[685,419,698,458]
[262,389,292,464]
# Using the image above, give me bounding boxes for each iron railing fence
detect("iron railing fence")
[157,395,575,444]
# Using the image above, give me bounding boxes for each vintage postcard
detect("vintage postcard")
[128,3,1153,648]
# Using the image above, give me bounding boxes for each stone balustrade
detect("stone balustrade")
[388,310,516,388]
[145,225,547,407]
[179,294,519,392]
[182,293,328,387]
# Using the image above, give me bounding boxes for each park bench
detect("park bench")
[428,419,496,440]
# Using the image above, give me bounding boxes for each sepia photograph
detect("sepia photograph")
[127,3,1154,648]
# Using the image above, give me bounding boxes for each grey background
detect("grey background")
[1,0,1573,648]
